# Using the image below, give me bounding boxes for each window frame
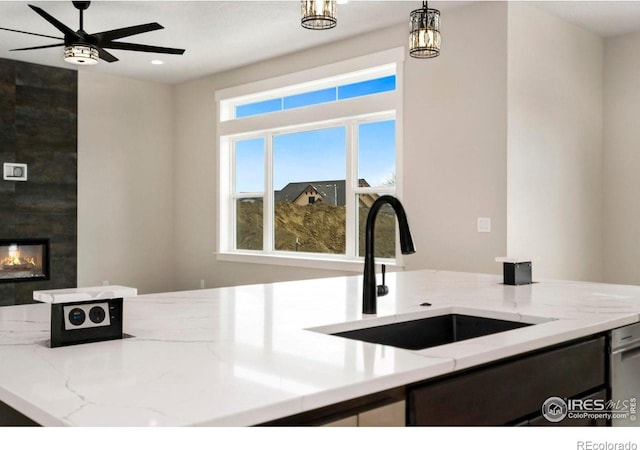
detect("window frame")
[216,48,405,272]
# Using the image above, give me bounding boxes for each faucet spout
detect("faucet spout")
[363,195,415,315]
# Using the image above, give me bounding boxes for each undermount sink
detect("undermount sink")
[331,314,535,351]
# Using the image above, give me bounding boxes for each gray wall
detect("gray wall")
[77,72,176,295]
[0,58,77,305]
[603,30,640,285]
[507,3,604,282]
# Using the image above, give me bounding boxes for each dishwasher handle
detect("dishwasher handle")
[615,346,640,362]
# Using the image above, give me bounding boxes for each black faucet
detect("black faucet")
[363,195,416,315]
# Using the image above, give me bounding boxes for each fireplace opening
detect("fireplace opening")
[0,239,50,283]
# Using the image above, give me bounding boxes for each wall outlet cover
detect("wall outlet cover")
[477,217,491,233]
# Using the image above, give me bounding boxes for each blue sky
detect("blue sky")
[358,120,395,187]
[235,138,264,193]
[273,127,346,190]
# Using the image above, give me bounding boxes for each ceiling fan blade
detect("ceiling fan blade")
[101,41,185,55]
[92,23,164,43]
[10,43,65,51]
[28,4,83,40]
[0,26,63,40]
[97,47,119,63]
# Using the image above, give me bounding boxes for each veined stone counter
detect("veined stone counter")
[0,270,639,426]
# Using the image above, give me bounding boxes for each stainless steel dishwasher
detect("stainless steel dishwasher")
[610,322,640,426]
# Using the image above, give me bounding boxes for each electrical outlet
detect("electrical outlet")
[63,302,111,330]
[477,217,491,233]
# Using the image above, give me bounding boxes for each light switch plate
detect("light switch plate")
[477,217,491,233]
[3,163,27,181]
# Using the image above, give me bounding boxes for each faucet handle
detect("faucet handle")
[377,264,389,297]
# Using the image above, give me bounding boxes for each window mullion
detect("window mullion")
[354,186,395,195]
[264,133,274,253]
[230,139,238,252]
[235,192,264,199]
[345,120,357,259]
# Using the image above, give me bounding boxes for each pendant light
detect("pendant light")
[301,0,337,30]
[409,1,441,58]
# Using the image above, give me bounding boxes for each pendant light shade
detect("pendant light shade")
[409,1,441,58]
[64,44,99,65]
[301,0,337,30]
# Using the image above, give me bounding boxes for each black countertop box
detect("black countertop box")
[503,262,532,286]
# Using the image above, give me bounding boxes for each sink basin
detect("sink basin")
[331,314,534,350]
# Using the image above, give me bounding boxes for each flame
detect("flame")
[1,249,36,267]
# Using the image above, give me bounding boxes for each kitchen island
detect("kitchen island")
[0,269,639,426]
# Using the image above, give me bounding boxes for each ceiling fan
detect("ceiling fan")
[0,1,185,65]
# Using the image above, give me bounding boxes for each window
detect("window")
[273,125,347,254]
[234,75,396,119]
[217,48,404,270]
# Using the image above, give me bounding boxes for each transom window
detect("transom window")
[235,75,396,119]
[216,49,404,270]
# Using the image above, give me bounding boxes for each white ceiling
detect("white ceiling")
[0,1,639,85]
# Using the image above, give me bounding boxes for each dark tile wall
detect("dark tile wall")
[0,58,77,306]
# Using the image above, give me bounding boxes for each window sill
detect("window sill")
[215,251,399,273]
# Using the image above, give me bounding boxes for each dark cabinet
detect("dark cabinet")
[407,336,607,426]
[0,400,38,426]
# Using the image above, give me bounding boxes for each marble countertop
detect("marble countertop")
[1,269,639,426]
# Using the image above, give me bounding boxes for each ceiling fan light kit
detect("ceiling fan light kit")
[64,44,99,65]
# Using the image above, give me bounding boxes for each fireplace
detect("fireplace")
[0,239,50,283]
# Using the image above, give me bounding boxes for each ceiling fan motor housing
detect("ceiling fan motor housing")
[72,2,91,11]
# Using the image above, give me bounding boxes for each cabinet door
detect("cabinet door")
[408,337,606,426]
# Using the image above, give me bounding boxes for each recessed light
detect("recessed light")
[337,0,348,4]
[151,60,164,65]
